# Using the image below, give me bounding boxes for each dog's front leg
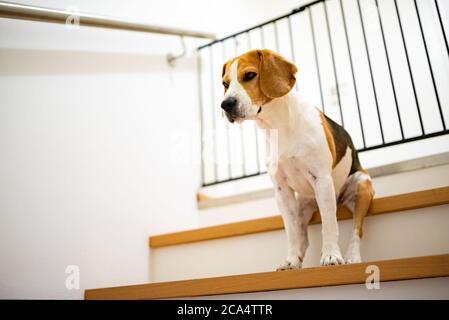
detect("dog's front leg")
[312,174,344,266]
[274,184,305,271]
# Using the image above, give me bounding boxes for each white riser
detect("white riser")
[151,205,449,282]
[176,277,449,300]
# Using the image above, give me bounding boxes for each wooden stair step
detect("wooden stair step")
[150,186,449,248]
[85,253,449,299]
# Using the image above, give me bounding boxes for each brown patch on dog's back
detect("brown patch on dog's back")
[320,112,337,167]
[319,110,364,174]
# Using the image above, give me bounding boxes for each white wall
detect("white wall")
[0,0,303,299]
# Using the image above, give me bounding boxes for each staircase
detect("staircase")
[85,254,449,299]
[85,162,449,299]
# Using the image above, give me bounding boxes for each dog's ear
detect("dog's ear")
[258,49,297,99]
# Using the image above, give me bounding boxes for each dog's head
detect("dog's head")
[221,49,297,123]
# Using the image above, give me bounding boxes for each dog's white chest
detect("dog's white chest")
[275,145,353,199]
[277,156,316,198]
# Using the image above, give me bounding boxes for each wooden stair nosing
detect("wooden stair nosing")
[150,186,449,248]
[84,253,449,300]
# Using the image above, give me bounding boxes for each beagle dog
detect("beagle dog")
[221,49,374,269]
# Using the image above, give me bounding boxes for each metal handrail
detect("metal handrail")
[0,1,216,39]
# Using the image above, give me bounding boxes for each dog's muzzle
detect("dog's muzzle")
[221,97,237,113]
[221,97,239,123]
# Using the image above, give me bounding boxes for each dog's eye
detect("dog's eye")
[223,82,229,89]
[243,72,257,81]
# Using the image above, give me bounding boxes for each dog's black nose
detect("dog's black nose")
[221,97,237,112]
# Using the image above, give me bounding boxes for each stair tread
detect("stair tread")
[150,186,449,248]
[85,253,449,299]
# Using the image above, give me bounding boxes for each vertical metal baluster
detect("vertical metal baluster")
[375,0,404,140]
[273,21,280,52]
[357,0,385,144]
[339,0,366,148]
[209,46,218,182]
[308,7,325,112]
[260,26,265,48]
[247,30,261,174]
[434,0,449,57]
[287,15,299,91]
[234,37,247,176]
[222,42,233,179]
[394,0,424,135]
[323,1,344,126]
[414,0,446,130]
[197,51,206,186]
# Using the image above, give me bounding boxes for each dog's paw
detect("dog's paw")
[345,255,362,264]
[320,251,344,266]
[276,257,302,271]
